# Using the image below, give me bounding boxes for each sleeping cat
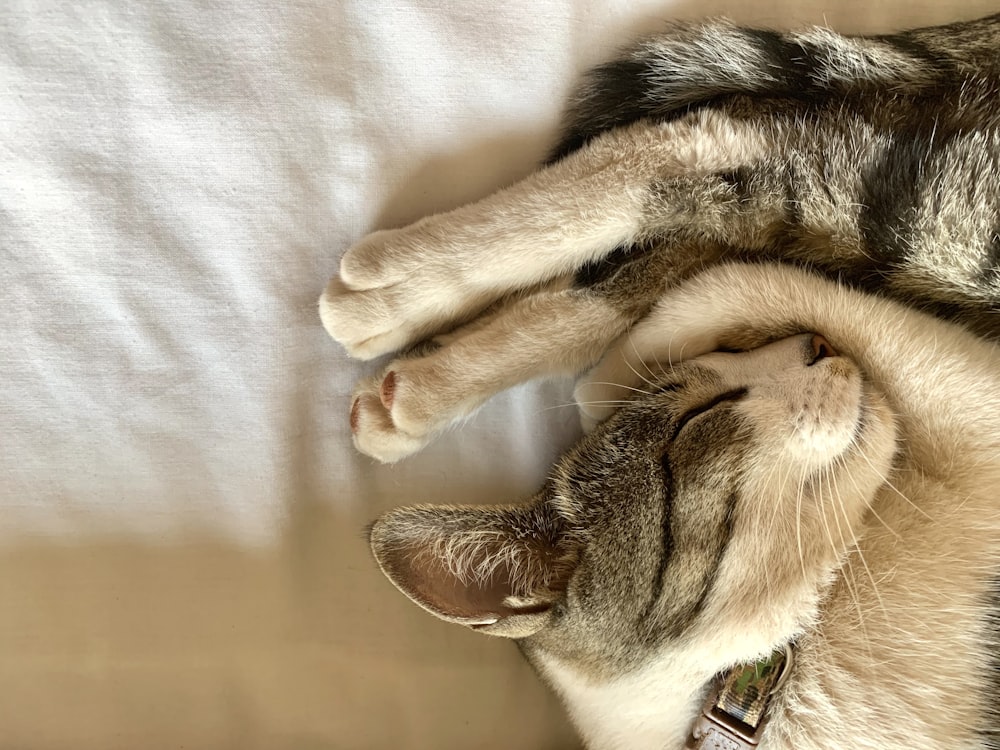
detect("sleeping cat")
[320,13,1000,750]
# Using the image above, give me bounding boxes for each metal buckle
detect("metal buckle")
[685,644,793,750]
[690,694,763,748]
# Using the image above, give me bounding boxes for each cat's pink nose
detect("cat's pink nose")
[809,334,837,364]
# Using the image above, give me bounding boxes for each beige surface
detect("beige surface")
[1,1,996,748]
[0,512,574,748]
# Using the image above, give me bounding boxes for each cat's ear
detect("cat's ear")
[369,503,575,639]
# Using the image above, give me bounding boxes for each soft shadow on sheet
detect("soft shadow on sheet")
[0,499,579,750]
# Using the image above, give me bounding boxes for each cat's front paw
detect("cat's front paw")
[336,227,415,291]
[320,227,491,360]
[349,356,460,462]
[319,275,424,360]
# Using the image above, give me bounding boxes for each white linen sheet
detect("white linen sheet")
[1,1,994,747]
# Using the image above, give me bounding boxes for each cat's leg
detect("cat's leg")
[320,111,777,360]
[576,263,1000,470]
[349,285,632,463]
[576,263,833,427]
[348,239,713,463]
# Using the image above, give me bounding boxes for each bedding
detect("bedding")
[1,1,995,747]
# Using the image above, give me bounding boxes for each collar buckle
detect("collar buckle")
[689,702,763,748]
[685,643,793,750]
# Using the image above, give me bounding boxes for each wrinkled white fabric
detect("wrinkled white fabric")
[0,1,993,747]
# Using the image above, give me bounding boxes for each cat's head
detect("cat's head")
[369,333,897,674]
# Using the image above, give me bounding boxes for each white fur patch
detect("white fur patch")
[535,652,711,750]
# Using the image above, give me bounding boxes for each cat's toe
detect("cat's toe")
[380,370,396,409]
[349,359,457,462]
[338,228,411,290]
[374,364,446,438]
[318,277,422,360]
[350,383,430,464]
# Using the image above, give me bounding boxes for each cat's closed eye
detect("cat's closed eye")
[671,388,747,439]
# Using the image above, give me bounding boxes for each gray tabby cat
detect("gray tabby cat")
[321,13,1000,750]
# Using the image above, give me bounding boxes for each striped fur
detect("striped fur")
[321,13,1000,749]
[548,15,1000,160]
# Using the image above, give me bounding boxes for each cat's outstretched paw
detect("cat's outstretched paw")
[320,228,494,361]
[349,356,463,462]
[350,389,428,464]
[336,227,412,291]
[319,275,425,361]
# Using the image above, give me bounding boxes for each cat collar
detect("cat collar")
[685,643,793,749]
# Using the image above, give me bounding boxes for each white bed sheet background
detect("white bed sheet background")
[0,1,995,748]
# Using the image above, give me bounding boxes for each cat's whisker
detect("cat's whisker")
[815,465,845,579]
[851,542,891,628]
[623,358,661,392]
[841,413,904,542]
[832,454,894,632]
[577,381,656,396]
[622,333,663,390]
[829,463,887,656]
[662,329,691,371]
[852,479,902,543]
[821,465,874,657]
[856,449,932,520]
[539,400,639,413]
[830,422,897,634]
[758,449,797,607]
[794,460,810,590]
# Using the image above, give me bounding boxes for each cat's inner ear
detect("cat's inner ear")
[369,503,573,638]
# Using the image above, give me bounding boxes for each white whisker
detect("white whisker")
[856,449,931,519]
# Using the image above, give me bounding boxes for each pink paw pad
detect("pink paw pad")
[380,371,396,409]
[350,398,361,433]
